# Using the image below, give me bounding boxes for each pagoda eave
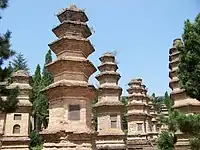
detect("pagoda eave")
[52,20,91,38]
[46,57,96,78]
[98,63,118,71]
[57,7,88,23]
[42,80,96,100]
[48,36,94,57]
[99,53,115,61]
[126,112,150,117]
[95,72,120,81]
[94,101,123,108]
[126,87,144,94]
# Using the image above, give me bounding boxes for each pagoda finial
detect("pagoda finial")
[69,4,80,11]
[173,38,183,48]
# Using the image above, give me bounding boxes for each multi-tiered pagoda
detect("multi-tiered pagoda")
[2,70,32,150]
[94,52,125,149]
[41,5,97,149]
[169,39,200,149]
[169,39,200,113]
[126,78,152,149]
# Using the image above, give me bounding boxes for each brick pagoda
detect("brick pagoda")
[94,52,126,149]
[41,5,97,149]
[126,79,152,149]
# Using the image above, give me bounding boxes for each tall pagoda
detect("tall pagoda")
[2,70,32,150]
[169,38,200,112]
[169,39,200,149]
[41,5,97,149]
[94,52,125,149]
[126,78,152,149]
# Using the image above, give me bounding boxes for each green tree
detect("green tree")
[30,50,53,149]
[11,53,29,73]
[0,0,19,112]
[42,50,53,87]
[32,64,42,131]
[156,91,200,150]
[157,93,178,150]
[178,13,200,100]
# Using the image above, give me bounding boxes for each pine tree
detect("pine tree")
[12,52,29,73]
[0,0,19,112]
[178,13,200,100]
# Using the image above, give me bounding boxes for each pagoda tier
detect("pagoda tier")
[46,58,96,82]
[42,5,97,150]
[169,39,200,112]
[57,5,88,23]
[48,35,94,58]
[52,20,91,38]
[94,52,125,150]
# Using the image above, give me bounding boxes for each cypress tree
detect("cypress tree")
[40,50,53,129]
[42,50,53,87]
[178,14,200,100]
[32,64,42,131]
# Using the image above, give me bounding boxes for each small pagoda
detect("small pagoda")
[41,5,97,149]
[2,70,32,150]
[94,52,125,149]
[169,38,200,149]
[148,97,158,139]
[126,78,152,149]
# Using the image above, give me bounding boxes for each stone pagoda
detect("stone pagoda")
[148,97,158,139]
[169,39,200,149]
[2,70,32,150]
[169,38,200,113]
[94,52,126,149]
[41,5,97,149]
[126,78,152,149]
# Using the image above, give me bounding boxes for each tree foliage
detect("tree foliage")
[121,96,128,133]
[0,0,19,112]
[30,50,53,149]
[151,93,164,114]
[178,13,200,100]
[11,52,29,73]
[157,92,200,150]
[157,131,176,150]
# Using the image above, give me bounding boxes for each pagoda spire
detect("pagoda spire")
[94,52,126,149]
[41,5,97,149]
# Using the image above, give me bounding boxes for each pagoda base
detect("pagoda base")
[42,130,97,150]
[174,132,190,150]
[96,130,126,150]
[1,136,29,150]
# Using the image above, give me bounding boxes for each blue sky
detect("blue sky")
[0,0,199,96]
